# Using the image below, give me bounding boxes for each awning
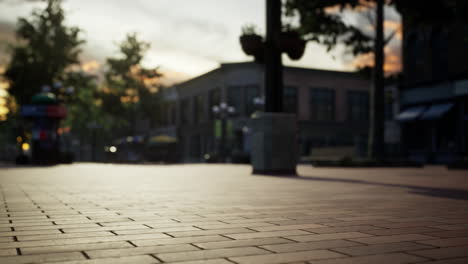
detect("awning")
[420,103,453,120]
[148,135,177,145]
[396,106,426,122]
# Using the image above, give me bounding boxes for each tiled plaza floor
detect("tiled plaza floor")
[0,164,468,263]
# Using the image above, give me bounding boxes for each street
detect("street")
[0,164,468,263]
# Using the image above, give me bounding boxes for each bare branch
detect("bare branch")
[384,30,397,45]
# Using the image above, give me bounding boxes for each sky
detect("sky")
[0,0,381,79]
[0,0,402,119]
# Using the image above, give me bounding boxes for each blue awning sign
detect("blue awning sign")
[420,103,453,120]
[396,106,426,122]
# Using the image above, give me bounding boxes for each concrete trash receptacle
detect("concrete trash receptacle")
[250,112,297,175]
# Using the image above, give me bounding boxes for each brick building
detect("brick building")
[396,13,468,163]
[154,62,370,162]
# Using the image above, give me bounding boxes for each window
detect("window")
[160,103,168,126]
[170,102,177,125]
[181,98,190,124]
[431,28,448,80]
[384,88,394,121]
[245,85,259,116]
[310,88,335,121]
[190,134,201,158]
[193,95,205,123]
[228,87,243,115]
[208,89,221,119]
[348,91,369,121]
[406,32,425,81]
[284,86,298,114]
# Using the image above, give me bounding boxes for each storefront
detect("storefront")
[397,101,464,163]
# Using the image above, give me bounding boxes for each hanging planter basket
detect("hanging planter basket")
[240,34,264,56]
[281,31,307,60]
[254,52,264,64]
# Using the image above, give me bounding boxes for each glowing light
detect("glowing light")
[0,81,9,91]
[22,143,30,151]
[16,136,22,143]
[0,105,9,119]
[109,146,117,153]
[81,60,100,73]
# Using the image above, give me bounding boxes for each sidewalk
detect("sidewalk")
[0,164,467,263]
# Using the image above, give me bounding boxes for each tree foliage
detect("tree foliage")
[100,33,162,134]
[285,0,395,57]
[62,72,111,141]
[285,0,465,57]
[4,0,84,106]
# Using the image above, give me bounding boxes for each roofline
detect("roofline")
[171,61,364,89]
[220,61,362,76]
[172,67,221,88]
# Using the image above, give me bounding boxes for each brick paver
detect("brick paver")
[1,164,468,263]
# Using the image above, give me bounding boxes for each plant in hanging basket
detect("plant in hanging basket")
[240,24,264,57]
[281,29,306,60]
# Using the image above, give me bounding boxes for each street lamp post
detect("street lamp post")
[212,102,235,162]
[265,0,283,113]
[248,0,297,175]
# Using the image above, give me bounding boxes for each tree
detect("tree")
[284,0,394,160]
[4,0,84,106]
[102,33,162,135]
[61,71,114,160]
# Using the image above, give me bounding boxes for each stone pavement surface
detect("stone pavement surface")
[0,164,468,264]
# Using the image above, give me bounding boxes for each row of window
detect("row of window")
[406,29,449,82]
[172,87,369,125]
[294,87,369,122]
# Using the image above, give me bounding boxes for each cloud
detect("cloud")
[0,0,45,4]
[334,3,402,74]
[159,69,190,86]
[0,21,15,66]
[81,60,100,73]
[123,0,239,64]
[0,0,358,84]
[349,44,402,75]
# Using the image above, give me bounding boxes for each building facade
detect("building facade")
[396,15,468,163]
[154,62,370,162]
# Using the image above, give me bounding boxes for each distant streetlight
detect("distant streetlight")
[253,96,265,106]
[212,102,236,162]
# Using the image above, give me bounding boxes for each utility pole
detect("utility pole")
[250,0,296,175]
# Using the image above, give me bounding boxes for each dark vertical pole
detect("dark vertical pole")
[220,117,227,162]
[460,101,465,153]
[369,0,385,160]
[265,0,283,113]
[92,128,96,162]
[131,102,136,136]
